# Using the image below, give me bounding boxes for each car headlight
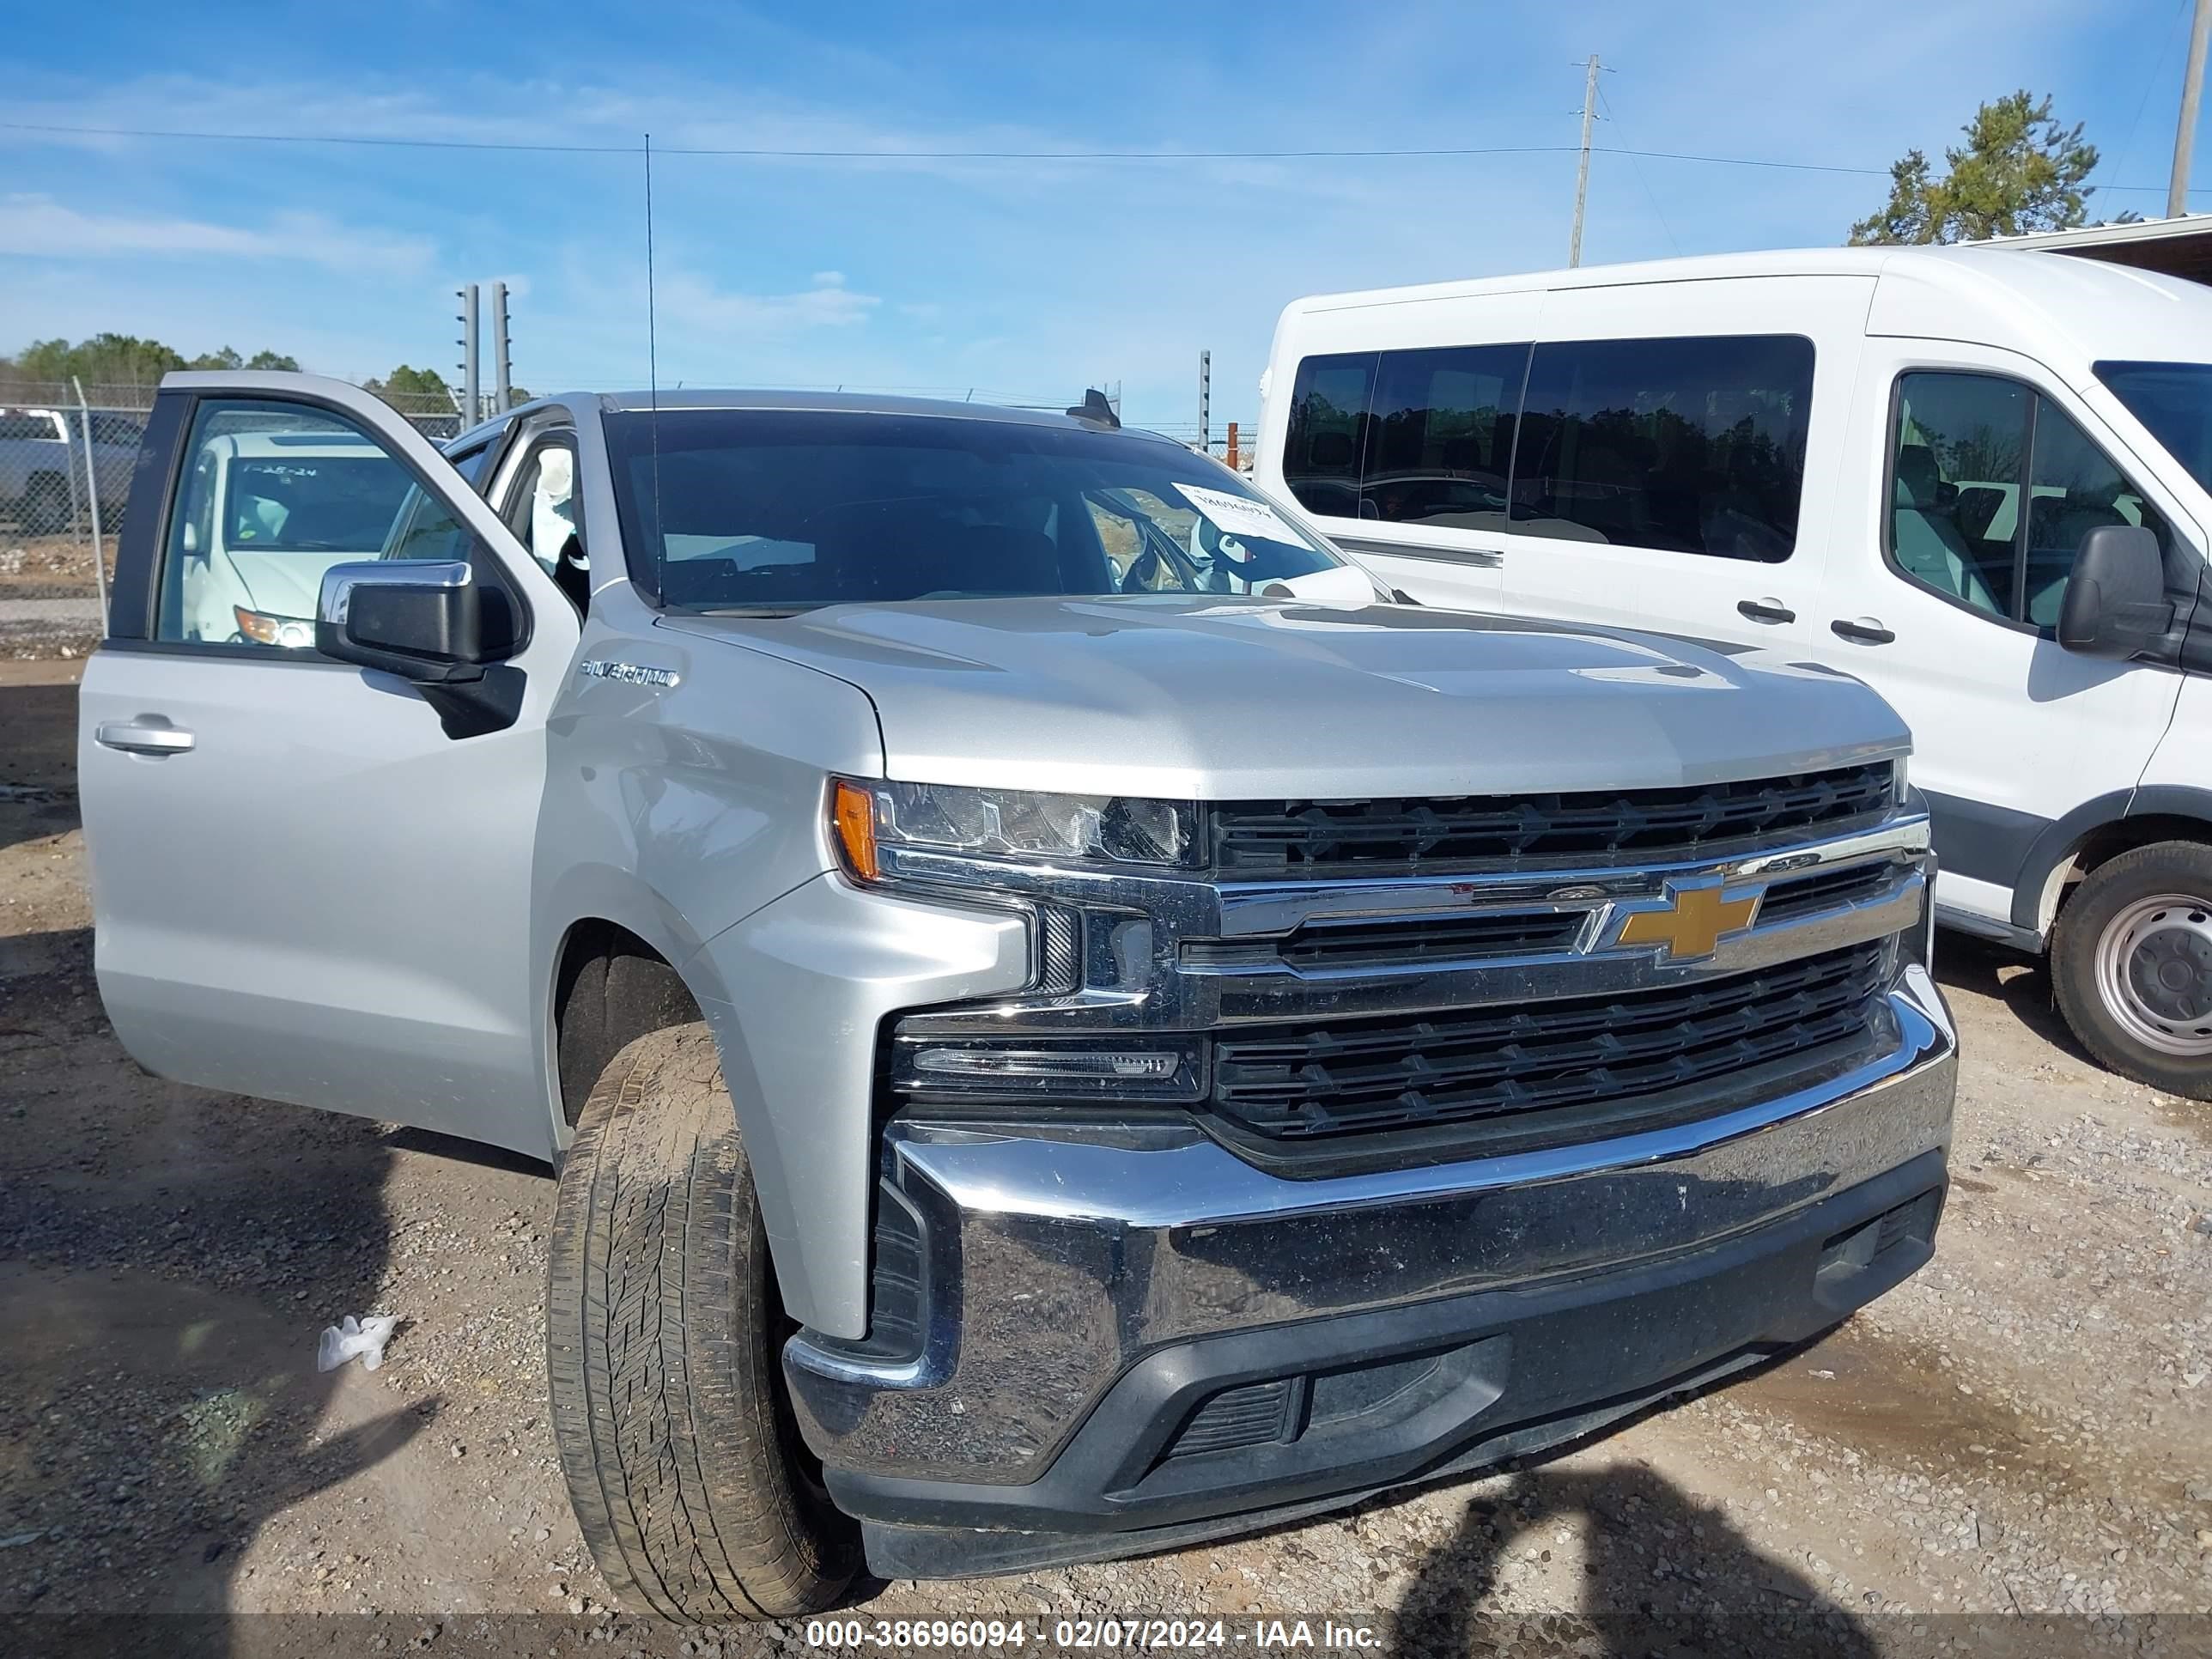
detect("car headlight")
[234,605,316,649]
[830,778,1200,880]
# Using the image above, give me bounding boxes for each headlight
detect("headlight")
[831,778,1200,879]
[234,605,315,649]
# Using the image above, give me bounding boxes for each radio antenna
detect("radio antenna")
[644,131,662,574]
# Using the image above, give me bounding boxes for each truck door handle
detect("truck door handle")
[1830,617,1896,646]
[1736,598,1796,624]
[94,719,196,756]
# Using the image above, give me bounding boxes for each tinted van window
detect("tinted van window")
[1363,345,1527,531]
[1510,334,1814,561]
[1281,353,1375,518]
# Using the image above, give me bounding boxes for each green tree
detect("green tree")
[364,363,454,408]
[15,332,188,387]
[1850,92,2098,245]
[5,336,303,386]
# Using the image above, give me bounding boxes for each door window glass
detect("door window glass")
[155,399,463,648]
[1887,373,2025,621]
[1511,334,1814,561]
[1888,373,2169,629]
[503,441,580,574]
[1281,353,1376,518]
[2026,402,2170,628]
[1363,345,1526,531]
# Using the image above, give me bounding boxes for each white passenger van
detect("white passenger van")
[1256,246,2212,1098]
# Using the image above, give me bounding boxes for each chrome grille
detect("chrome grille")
[1210,942,1893,1142]
[1210,763,1899,877]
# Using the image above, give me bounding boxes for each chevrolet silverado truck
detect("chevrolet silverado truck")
[78,372,1956,1621]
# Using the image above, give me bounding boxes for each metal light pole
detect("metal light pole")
[2172,0,2212,219]
[1199,349,1211,453]
[1570,54,1601,266]
[457,283,480,424]
[492,281,513,414]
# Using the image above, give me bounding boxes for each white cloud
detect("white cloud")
[0,194,434,276]
[659,268,879,338]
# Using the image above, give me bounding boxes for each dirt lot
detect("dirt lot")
[2,654,2208,1656]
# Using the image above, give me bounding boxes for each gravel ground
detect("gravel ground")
[1,654,2208,1657]
[0,538,104,659]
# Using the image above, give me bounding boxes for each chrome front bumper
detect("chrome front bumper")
[786,964,1956,1506]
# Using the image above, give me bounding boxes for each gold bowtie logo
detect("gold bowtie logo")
[1612,880,1764,961]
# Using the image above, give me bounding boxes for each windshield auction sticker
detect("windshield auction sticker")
[1172,483,1303,547]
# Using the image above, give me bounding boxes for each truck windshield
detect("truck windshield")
[602,408,1362,612]
[2095,361,2212,495]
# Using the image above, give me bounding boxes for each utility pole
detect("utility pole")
[2172,0,2212,218]
[1199,349,1211,453]
[1570,54,1601,266]
[492,281,513,414]
[456,283,480,424]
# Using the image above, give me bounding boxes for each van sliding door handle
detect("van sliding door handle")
[1736,599,1796,624]
[95,719,196,755]
[1829,617,1896,646]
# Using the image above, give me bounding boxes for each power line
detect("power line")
[5,117,2206,196]
[0,118,1901,173]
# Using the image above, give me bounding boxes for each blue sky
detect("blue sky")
[3,0,2209,432]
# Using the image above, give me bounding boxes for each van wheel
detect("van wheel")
[2051,842,2212,1100]
[547,1024,859,1621]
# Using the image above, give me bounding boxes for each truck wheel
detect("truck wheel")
[2051,841,2212,1100]
[22,472,70,533]
[547,1024,858,1620]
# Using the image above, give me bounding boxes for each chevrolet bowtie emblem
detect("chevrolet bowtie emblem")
[1609,879,1764,961]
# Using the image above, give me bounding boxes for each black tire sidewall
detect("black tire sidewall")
[2051,841,2212,1100]
[546,1023,857,1621]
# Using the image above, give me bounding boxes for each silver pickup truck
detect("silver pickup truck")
[77,372,1956,1621]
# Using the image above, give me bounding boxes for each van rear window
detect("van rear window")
[1281,332,1814,563]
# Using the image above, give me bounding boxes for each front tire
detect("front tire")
[2051,841,2212,1100]
[547,1024,859,1620]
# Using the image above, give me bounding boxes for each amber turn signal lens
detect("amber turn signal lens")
[831,780,879,882]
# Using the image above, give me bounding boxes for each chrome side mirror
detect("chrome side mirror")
[315,560,501,684]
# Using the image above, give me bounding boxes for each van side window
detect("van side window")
[1282,353,1375,519]
[1887,373,2170,631]
[1511,335,1814,562]
[1364,345,1527,531]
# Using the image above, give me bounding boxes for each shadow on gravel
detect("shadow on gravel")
[0,921,426,1654]
[1934,933,2087,1062]
[0,671,81,854]
[1395,1462,1875,1656]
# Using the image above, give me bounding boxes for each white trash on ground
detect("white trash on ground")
[317,1314,400,1373]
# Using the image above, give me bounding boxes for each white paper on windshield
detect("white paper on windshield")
[1173,483,1304,547]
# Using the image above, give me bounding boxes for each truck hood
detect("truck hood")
[660,596,1909,799]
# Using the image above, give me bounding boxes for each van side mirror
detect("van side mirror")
[2057,525,2172,659]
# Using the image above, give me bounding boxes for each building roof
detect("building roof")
[1963,214,2212,286]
